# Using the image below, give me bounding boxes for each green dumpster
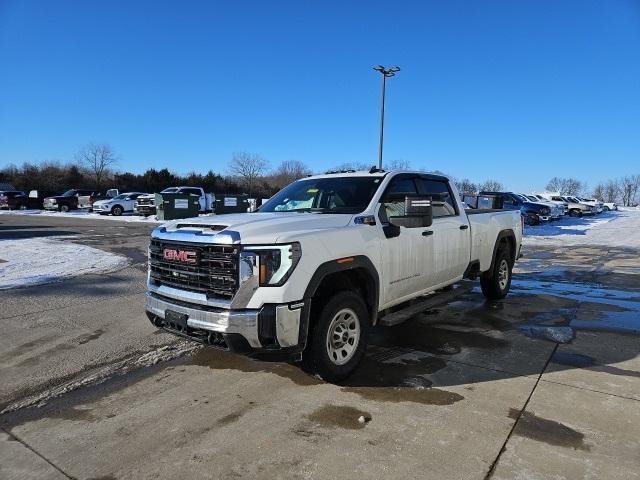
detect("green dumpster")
[214,194,250,214]
[155,193,199,221]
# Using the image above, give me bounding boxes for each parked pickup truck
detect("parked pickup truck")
[43,189,118,212]
[135,187,214,216]
[479,191,551,225]
[145,170,522,381]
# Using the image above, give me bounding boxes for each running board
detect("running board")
[378,282,474,327]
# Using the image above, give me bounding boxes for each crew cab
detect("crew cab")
[479,191,551,225]
[43,189,104,212]
[93,192,147,216]
[135,187,214,216]
[521,194,564,219]
[144,170,522,381]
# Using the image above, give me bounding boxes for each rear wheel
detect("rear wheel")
[480,248,512,300]
[111,205,123,216]
[303,291,369,382]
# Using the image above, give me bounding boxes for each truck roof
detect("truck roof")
[306,169,451,181]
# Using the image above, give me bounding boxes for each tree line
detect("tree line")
[2,142,638,205]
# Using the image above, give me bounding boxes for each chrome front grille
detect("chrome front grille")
[149,239,239,299]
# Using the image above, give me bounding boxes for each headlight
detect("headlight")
[241,243,302,286]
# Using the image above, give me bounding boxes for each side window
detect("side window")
[380,177,418,221]
[417,179,457,217]
[183,188,201,196]
[502,195,517,208]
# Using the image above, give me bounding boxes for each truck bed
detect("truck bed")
[467,208,521,271]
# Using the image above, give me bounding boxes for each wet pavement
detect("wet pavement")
[1,214,639,479]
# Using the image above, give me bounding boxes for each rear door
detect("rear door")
[416,177,471,286]
[378,174,433,305]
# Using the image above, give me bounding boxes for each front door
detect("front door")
[377,175,434,307]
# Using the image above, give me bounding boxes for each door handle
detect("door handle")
[422,230,434,236]
[459,225,469,230]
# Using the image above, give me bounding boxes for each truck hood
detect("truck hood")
[158,212,354,244]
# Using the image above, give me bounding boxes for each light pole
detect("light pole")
[373,65,400,169]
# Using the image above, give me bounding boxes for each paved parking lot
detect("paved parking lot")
[1,214,639,479]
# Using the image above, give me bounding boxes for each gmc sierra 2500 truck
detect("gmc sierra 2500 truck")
[145,170,522,381]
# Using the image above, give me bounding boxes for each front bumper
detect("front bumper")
[145,292,304,352]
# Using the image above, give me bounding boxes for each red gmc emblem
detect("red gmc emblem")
[163,248,197,264]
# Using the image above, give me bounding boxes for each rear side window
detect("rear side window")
[417,179,457,217]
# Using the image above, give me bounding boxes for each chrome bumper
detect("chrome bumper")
[145,292,303,349]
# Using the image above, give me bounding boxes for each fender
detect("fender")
[297,255,380,350]
[487,229,516,273]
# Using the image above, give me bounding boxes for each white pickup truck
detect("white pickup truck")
[145,170,522,381]
[135,187,214,216]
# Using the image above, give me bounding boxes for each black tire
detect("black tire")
[603,206,610,212]
[59,204,70,213]
[480,248,513,300]
[569,209,582,217]
[524,213,539,226]
[111,205,123,216]
[302,290,370,383]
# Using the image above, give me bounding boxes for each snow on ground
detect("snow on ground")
[523,208,640,249]
[0,237,130,289]
[0,209,162,223]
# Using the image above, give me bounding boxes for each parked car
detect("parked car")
[0,190,27,210]
[520,194,564,220]
[27,190,60,209]
[93,192,147,216]
[532,194,569,215]
[145,170,522,381]
[550,195,594,217]
[602,202,618,211]
[576,197,604,214]
[479,191,551,225]
[43,189,97,212]
[135,187,214,216]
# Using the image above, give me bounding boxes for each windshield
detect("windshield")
[526,195,539,202]
[112,194,127,200]
[161,187,179,193]
[259,176,383,214]
[62,190,76,197]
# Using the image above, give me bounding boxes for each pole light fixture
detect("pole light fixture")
[373,65,400,169]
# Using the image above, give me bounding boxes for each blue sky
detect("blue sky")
[1,0,638,192]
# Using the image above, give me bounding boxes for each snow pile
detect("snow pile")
[523,210,640,249]
[0,209,161,223]
[0,237,130,289]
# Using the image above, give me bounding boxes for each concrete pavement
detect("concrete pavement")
[1,213,639,479]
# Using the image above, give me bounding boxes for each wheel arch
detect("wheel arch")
[487,229,516,273]
[298,256,380,350]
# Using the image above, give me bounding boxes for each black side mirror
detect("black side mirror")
[389,195,433,228]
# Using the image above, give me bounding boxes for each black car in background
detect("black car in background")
[0,190,28,209]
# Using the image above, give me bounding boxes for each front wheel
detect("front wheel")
[59,204,70,213]
[480,249,513,300]
[303,291,369,382]
[111,205,123,216]
[569,209,582,217]
[603,206,610,212]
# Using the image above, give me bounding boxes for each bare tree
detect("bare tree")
[620,175,640,206]
[545,177,583,196]
[76,143,117,189]
[228,151,268,197]
[479,179,504,192]
[269,159,311,189]
[386,159,411,170]
[592,183,605,201]
[330,162,370,172]
[454,178,477,195]
[604,179,620,203]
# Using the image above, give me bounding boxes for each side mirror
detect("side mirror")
[389,195,433,228]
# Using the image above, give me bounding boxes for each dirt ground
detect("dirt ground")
[1,214,639,479]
